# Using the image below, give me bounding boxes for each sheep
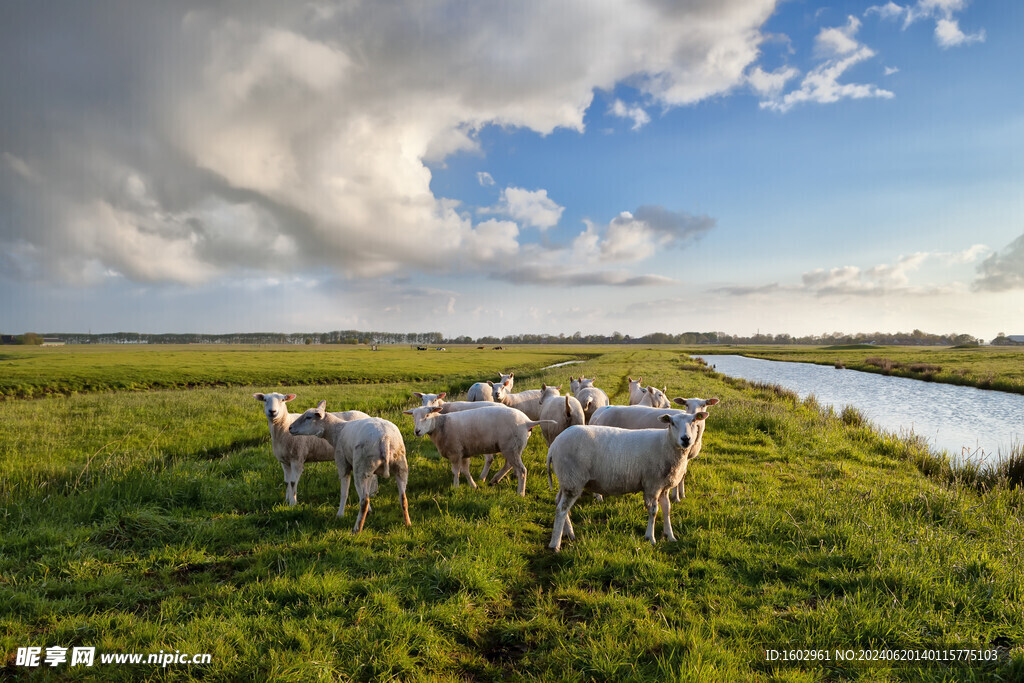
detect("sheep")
[492,381,546,420]
[403,404,553,496]
[288,401,410,532]
[574,382,609,424]
[253,392,370,506]
[411,390,503,479]
[466,371,514,402]
[588,397,721,501]
[537,387,586,447]
[546,411,708,551]
[638,385,671,409]
[627,376,645,405]
[569,376,595,395]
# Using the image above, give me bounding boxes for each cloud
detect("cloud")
[491,264,677,288]
[0,0,775,289]
[759,16,894,112]
[574,206,716,264]
[866,0,984,49]
[609,99,651,130]
[746,65,800,98]
[477,171,495,187]
[973,234,1024,292]
[933,18,985,48]
[488,187,564,230]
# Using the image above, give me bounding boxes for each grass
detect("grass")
[691,344,1024,395]
[2,346,1023,680]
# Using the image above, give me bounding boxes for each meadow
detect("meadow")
[1,345,1022,681]
[694,344,1024,395]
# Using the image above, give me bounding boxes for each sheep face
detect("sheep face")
[254,392,296,422]
[413,391,446,406]
[492,381,511,403]
[672,397,721,414]
[658,411,707,450]
[288,400,329,437]
[402,405,443,437]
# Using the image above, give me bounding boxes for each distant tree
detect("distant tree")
[17,333,43,345]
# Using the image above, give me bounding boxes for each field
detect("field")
[692,345,1024,395]
[2,345,1023,681]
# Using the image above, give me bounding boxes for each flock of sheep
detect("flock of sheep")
[253,372,719,551]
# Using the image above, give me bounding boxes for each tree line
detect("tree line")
[1,329,996,346]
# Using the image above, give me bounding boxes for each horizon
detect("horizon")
[2,1,1021,339]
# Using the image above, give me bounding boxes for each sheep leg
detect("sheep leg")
[336,457,352,518]
[461,457,478,489]
[479,453,495,481]
[563,509,576,541]
[291,461,305,505]
[489,460,513,485]
[354,495,371,533]
[280,462,296,506]
[396,464,412,527]
[549,489,581,551]
[450,459,462,488]
[659,490,676,542]
[644,494,660,545]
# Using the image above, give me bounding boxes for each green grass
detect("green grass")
[0,344,591,400]
[2,346,1023,680]
[690,344,1024,395]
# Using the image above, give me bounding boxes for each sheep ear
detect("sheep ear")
[402,409,414,415]
[315,400,327,414]
[637,376,642,383]
[284,394,297,402]
[438,392,446,400]
[253,393,266,401]
[412,392,424,398]
[707,398,720,406]
[627,376,633,382]
[487,380,494,386]
[659,414,672,423]
[556,384,562,391]
[542,384,547,390]
[429,406,442,414]
[509,372,514,379]
[694,411,709,421]
[672,397,686,406]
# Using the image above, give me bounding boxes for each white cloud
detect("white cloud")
[746,65,800,98]
[866,0,984,49]
[609,99,651,130]
[477,171,495,186]
[573,206,715,265]
[934,18,985,48]
[760,17,894,113]
[489,186,564,230]
[884,66,900,75]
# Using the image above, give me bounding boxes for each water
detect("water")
[698,354,1023,462]
[542,360,585,369]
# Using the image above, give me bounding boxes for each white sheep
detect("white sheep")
[574,382,609,424]
[492,382,546,420]
[411,391,503,479]
[638,385,671,409]
[537,386,586,447]
[403,404,552,496]
[569,376,596,395]
[289,401,410,532]
[466,372,514,402]
[253,392,370,506]
[546,411,708,551]
[627,376,645,405]
[588,397,720,501]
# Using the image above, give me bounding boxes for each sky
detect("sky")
[1,0,1022,339]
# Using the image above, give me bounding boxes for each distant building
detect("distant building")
[1008,335,1024,345]
[42,337,65,346]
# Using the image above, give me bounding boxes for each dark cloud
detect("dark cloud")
[973,233,1024,292]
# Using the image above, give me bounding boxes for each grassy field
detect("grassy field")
[2,346,1023,681]
[694,344,1024,395]
[0,345,592,400]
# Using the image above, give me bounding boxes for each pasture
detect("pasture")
[1,345,1022,681]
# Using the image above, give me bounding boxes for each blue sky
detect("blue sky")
[1,0,1021,338]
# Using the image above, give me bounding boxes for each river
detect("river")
[697,354,1023,463]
